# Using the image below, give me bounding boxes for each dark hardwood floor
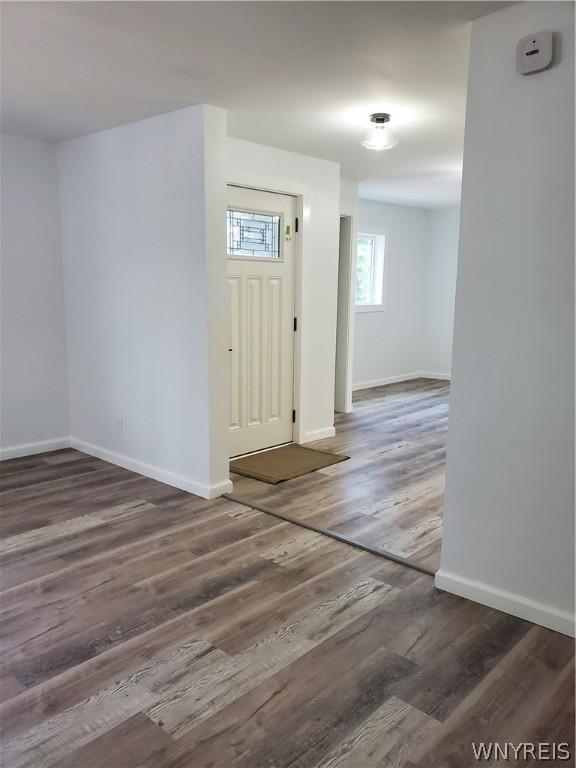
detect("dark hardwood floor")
[231,378,448,572]
[0,448,573,767]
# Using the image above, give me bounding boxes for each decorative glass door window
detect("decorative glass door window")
[227,209,282,259]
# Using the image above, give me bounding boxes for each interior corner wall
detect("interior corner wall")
[1,134,70,457]
[226,138,340,442]
[58,105,231,498]
[438,1,575,636]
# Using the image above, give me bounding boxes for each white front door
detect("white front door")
[227,186,297,457]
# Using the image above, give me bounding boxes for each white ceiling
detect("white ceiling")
[1,2,509,207]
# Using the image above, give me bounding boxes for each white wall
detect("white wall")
[352,200,459,388]
[423,207,459,376]
[353,200,429,388]
[227,138,340,442]
[1,134,69,457]
[340,177,359,217]
[437,1,575,636]
[58,105,231,498]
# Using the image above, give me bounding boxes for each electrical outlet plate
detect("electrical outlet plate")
[517,31,553,75]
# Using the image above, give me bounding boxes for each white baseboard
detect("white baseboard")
[0,437,71,461]
[69,438,233,500]
[419,371,451,380]
[435,569,575,638]
[353,371,450,391]
[352,372,421,391]
[300,426,336,443]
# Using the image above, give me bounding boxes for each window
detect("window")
[227,209,282,259]
[355,233,386,310]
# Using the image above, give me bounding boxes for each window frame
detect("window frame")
[355,232,387,312]
[226,206,285,262]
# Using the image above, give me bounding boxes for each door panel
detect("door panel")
[228,275,242,432]
[247,275,263,427]
[267,277,282,422]
[227,186,296,457]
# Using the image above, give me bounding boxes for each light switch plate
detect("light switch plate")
[517,31,553,75]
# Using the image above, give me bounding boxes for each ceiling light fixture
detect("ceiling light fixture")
[362,113,398,151]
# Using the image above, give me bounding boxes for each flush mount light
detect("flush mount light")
[362,113,399,151]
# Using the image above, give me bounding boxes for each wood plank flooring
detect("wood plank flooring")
[1,448,574,767]
[231,378,449,572]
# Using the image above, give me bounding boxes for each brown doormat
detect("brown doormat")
[230,444,349,484]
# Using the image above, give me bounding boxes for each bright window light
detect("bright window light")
[355,234,386,311]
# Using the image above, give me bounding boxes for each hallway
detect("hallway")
[231,378,448,572]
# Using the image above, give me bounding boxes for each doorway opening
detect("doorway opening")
[227,201,453,577]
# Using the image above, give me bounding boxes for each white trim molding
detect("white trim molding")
[300,426,336,444]
[435,569,575,638]
[1,435,233,500]
[0,437,71,461]
[353,372,421,391]
[69,438,233,500]
[420,371,451,380]
[353,371,450,391]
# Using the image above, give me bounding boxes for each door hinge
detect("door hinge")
[293,317,297,332]
[292,409,296,423]
[295,217,299,233]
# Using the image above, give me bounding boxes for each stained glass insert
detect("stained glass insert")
[227,209,281,259]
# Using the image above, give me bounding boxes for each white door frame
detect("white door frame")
[334,208,357,414]
[226,175,305,449]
